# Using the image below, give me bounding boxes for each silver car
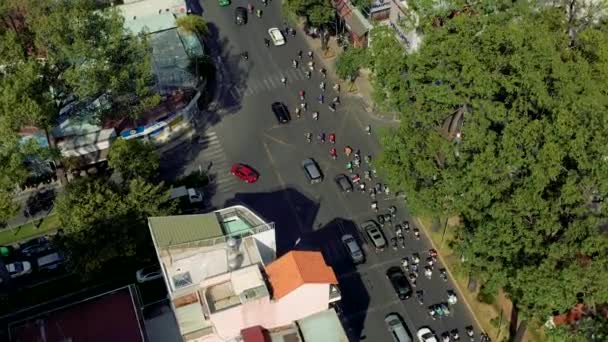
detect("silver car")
[385,313,412,342]
[361,220,387,250]
[302,158,323,184]
[341,234,365,264]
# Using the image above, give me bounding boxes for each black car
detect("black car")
[386,266,412,300]
[271,102,290,124]
[235,7,247,25]
[334,174,353,192]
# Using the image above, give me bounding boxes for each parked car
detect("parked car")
[19,238,53,256]
[169,186,203,204]
[0,261,33,282]
[341,234,364,264]
[37,252,65,271]
[268,28,285,46]
[302,158,323,184]
[334,174,353,192]
[416,327,438,342]
[385,313,413,342]
[271,102,290,124]
[219,0,231,7]
[234,7,246,24]
[231,163,259,183]
[136,265,163,283]
[361,220,386,251]
[386,266,412,300]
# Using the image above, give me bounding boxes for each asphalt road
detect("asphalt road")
[159,1,481,341]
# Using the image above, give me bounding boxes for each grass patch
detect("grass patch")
[0,214,61,245]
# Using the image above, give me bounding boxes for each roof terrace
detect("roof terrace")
[148,206,276,296]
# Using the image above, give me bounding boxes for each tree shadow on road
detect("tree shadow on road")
[199,22,250,128]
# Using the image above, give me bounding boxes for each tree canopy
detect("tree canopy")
[286,0,334,27]
[55,177,172,276]
[378,5,608,321]
[108,138,160,182]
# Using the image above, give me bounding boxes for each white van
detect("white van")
[169,186,203,204]
[37,252,65,270]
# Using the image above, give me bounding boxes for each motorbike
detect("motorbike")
[351,174,361,184]
[377,214,385,226]
[465,327,474,341]
[416,290,424,305]
[391,237,398,251]
[369,188,376,199]
[401,257,409,271]
[440,268,448,282]
[442,332,451,342]
[389,205,397,217]
[411,264,419,274]
[383,213,392,224]
[424,266,433,279]
[364,171,372,181]
[447,292,458,306]
[359,183,366,192]
[403,221,410,233]
[412,253,420,265]
[398,235,405,249]
[365,155,371,164]
[413,228,421,240]
[371,201,378,212]
[451,329,460,341]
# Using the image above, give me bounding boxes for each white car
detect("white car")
[268,28,285,46]
[136,265,163,283]
[417,327,438,342]
[0,261,33,283]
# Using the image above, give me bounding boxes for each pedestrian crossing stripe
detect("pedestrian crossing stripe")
[227,68,316,99]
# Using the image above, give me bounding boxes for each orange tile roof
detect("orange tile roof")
[265,251,338,300]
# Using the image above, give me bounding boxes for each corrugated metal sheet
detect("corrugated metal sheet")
[148,214,224,248]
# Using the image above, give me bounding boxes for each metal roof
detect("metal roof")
[296,308,348,342]
[148,214,224,249]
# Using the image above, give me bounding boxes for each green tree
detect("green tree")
[547,315,608,342]
[176,15,209,36]
[335,47,368,81]
[107,138,160,182]
[55,177,172,277]
[286,0,333,28]
[367,26,408,112]
[0,0,158,208]
[378,6,608,320]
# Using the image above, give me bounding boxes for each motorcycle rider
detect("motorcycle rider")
[465,327,474,340]
[297,50,303,59]
[299,90,305,100]
[248,3,253,13]
[318,94,324,104]
[440,268,448,281]
[371,201,378,212]
[312,111,319,120]
[364,170,371,180]
[329,133,336,144]
[329,102,336,112]
[320,67,326,78]
[305,132,312,143]
[264,38,270,47]
[365,125,371,135]
[320,81,326,91]
[241,51,249,60]
[330,148,337,160]
[416,290,424,305]
[292,59,298,68]
[305,70,311,79]
[308,50,313,58]
[295,107,301,118]
[281,76,287,85]
[318,132,325,143]
[451,329,460,341]
[424,265,433,279]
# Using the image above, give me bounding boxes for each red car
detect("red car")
[231,163,259,183]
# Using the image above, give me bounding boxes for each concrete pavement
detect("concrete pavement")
[157,1,480,340]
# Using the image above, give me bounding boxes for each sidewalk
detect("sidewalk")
[296,23,401,124]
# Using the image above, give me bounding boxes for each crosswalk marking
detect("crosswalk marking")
[190,131,239,195]
[226,67,319,100]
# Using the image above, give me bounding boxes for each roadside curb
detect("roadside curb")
[414,217,487,334]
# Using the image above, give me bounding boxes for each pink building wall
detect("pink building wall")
[209,283,330,339]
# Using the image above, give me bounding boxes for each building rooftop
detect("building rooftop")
[265,251,338,300]
[149,206,276,295]
[123,11,177,34]
[203,265,269,313]
[296,308,348,342]
[8,286,145,342]
[149,213,224,249]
